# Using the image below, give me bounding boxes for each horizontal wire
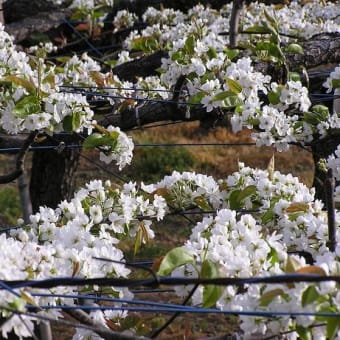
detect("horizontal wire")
[29,304,340,318]
[60,89,202,106]
[60,84,178,94]
[0,141,258,154]
[5,273,340,290]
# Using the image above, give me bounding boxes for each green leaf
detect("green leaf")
[304,105,329,125]
[184,35,195,55]
[312,104,330,119]
[244,25,271,34]
[212,91,233,101]
[201,259,223,308]
[260,288,288,306]
[268,246,279,266]
[13,95,40,118]
[207,47,217,59]
[55,56,72,63]
[131,36,158,52]
[188,92,205,104]
[194,196,211,211]
[83,133,105,149]
[286,43,304,54]
[288,72,301,82]
[267,91,280,105]
[72,111,81,131]
[224,48,239,61]
[223,95,243,109]
[229,189,241,210]
[237,185,257,202]
[261,208,275,224]
[332,79,340,88]
[226,78,242,94]
[264,10,279,33]
[301,285,319,307]
[171,50,185,63]
[327,317,340,339]
[296,326,312,340]
[158,247,194,276]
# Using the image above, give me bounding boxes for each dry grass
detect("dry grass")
[129,121,314,185]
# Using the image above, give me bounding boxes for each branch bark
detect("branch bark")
[65,308,150,340]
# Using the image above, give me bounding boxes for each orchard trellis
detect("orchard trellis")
[1,0,340,339]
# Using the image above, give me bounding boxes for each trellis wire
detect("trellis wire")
[5,273,340,290]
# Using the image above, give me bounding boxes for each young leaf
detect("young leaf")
[301,285,319,307]
[226,78,242,94]
[5,75,36,94]
[327,317,340,339]
[332,79,340,88]
[158,247,194,276]
[229,189,241,210]
[260,288,287,306]
[238,185,257,202]
[224,48,239,61]
[201,259,223,308]
[295,326,312,340]
[72,111,81,131]
[13,95,40,118]
[286,43,304,54]
[83,133,105,149]
[184,35,195,55]
[264,9,279,32]
[244,25,271,34]
[194,196,211,211]
[268,91,280,105]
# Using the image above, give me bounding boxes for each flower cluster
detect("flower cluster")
[158,164,340,338]
[0,178,168,338]
[242,1,340,40]
[0,25,135,168]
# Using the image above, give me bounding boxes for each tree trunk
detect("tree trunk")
[29,146,80,212]
[311,135,340,203]
[0,0,4,24]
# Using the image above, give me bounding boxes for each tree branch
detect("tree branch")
[65,308,150,340]
[0,132,37,184]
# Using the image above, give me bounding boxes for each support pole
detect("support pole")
[325,168,336,252]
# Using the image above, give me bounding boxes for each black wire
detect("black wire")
[151,283,199,338]
[6,273,340,290]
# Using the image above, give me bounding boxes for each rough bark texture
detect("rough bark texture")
[312,135,340,203]
[5,9,71,43]
[29,145,80,212]
[0,0,4,24]
[3,0,60,23]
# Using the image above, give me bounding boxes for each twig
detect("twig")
[65,308,150,340]
[0,131,37,184]
[151,284,199,338]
